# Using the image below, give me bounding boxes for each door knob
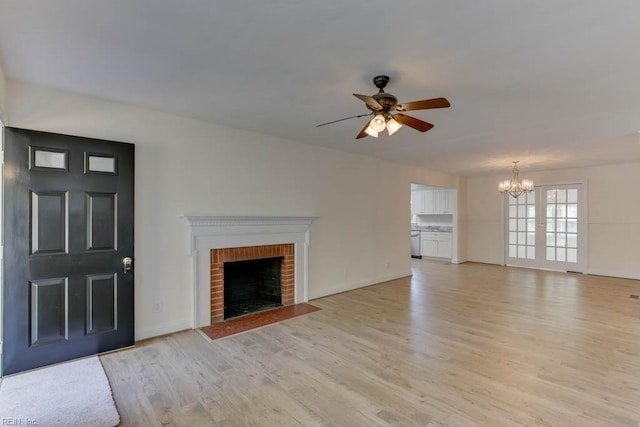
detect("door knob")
[122,256,133,274]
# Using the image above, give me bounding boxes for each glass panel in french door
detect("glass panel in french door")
[505,190,538,268]
[539,185,584,272]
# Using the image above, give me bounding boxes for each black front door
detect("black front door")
[3,127,134,375]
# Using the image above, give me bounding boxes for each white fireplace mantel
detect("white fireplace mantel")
[182,215,317,327]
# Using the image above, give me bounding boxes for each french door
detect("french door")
[505,184,586,272]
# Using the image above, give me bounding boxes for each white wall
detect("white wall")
[0,62,7,123]
[6,80,460,339]
[455,179,468,264]
[466,174,505,264]
[466,163,640,279]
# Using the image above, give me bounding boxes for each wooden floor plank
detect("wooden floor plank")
[101,261,640,426]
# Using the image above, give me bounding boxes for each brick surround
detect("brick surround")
[210,244,295,323]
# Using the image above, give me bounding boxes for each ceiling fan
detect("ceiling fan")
[317,75,451,139]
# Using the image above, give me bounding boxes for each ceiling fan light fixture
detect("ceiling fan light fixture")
[364,125,379,138]
[370,114,386,132]
[386,118,402,135]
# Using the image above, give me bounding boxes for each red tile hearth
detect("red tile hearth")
[199,303,320,341]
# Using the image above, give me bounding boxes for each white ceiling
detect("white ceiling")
[1,0,640,176]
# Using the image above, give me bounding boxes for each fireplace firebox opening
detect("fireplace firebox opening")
[210,243,295,323]
[224,257,283,319]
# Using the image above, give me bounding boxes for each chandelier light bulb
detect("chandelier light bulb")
[498,180,511,193]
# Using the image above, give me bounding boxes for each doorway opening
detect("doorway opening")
[410,183,457,262]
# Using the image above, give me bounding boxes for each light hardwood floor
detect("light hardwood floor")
[101,261,640,426]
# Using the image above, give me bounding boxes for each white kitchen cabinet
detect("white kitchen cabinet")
[421,237,438,257]
[412,190,435,214]
[413,189,454,215]
[423,190,435,214]
[434,190,452,214]
[436,236,452,258]
[421,232,452,258]
[411,191,425,215]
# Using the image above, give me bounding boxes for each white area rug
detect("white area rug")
[0,356,120,426]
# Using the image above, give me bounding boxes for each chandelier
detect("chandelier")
[498,161,534,198]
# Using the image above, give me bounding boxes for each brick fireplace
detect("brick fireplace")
[210,243,294,323]
[183,216,316,328]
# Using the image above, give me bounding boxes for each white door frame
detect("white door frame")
[0,120,4,377]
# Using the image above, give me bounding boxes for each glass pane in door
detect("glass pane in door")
[507,190,535,260]
[544,188,579,267]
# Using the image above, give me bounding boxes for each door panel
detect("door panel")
[31,191,69,255]
[3,127,134,375]
[86,273,117,335]
[30,277,68,346]
[85,192,117,251]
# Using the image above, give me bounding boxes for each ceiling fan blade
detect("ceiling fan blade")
[356,121,370,139]
[395,97,450,112]
[393,114,434,132]
[353,93,383,111]
[316,112,372,127]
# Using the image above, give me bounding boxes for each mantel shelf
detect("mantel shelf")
[182,215,317,228]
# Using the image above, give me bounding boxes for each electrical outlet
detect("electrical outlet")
[153,300,163,313]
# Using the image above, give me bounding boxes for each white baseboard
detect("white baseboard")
[587,269,640,281]
[463,263,639,281]
[451,258,468,264]
[465,257,504,266]
[309,269,412,300]
[135,318,193,341]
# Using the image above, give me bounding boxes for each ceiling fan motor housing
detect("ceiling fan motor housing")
[370,75,397,111]
[372,92,398,111]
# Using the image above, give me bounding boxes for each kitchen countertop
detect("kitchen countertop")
[412,226,453,232]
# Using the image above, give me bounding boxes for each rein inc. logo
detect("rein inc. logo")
[2,418,38,425]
